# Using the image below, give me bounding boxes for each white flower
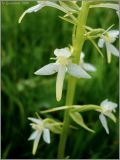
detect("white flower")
[98,30,119,63]
[28,117,50,155]
[80,52,96,72]
[34,48,91,101]
[18,1,67,23]
[99,99,117,134]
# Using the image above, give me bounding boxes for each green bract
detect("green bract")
[69,112,95,133]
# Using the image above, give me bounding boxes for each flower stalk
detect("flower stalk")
[57,1,90,158]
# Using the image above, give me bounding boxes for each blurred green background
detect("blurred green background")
[1,1,119,159]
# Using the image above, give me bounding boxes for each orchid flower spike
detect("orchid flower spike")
[28,117,50,155]
[80,52,96,72]
[34,48,91,101]
[98,30,119,63]
[18,1,66,23]
[99,99,117,134]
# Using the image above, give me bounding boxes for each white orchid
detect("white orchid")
[80,52,96,72]
[28,117,50,155]
[99,99,117,134]
[34,48,91,101]
[98,30,119,63]
[18,1,67,23]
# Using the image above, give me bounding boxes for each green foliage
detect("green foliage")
[2,2,118,159]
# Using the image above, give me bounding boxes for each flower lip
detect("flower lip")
[99,113,109,134]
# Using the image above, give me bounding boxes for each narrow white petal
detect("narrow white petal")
[28,130,39,140]
[18,4,43,23]
[43,128,50,144]
[34,63,58,75]
[105,112,116,122]
[108,30,119,38]
[28,117,43,125]
[32,131,42,155]
[80,63,96,72]
[54,48,71,58]
[56,65,66,101]
[98,38,105,48]
[99,114,109,134]
[106,42,119,57]
[68,63,91,79]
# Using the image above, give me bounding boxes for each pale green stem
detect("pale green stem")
[57,1,90,159]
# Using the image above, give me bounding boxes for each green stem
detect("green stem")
[57,1,90,159]
[57,76,76,158]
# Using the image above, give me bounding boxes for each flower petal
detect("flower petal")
[56,65,66,101]
[19,1,66,23]
[108,30,119,38]
[28,130,39,140]
[100,99,117,110]
[106,42,119,57]
[80,52,85,63]
[43,128,50,144]
[19,4,44,23]
[98,38,105,48]
[105,112,116,122]
[102,103,117,111]
[32,131,42,155]
[100,99,108,107]
[107,102,117,110]
[54,48,71,58]
[42,1,66,13]
[34,63,58,75]
[99,114,109,134]
[68,63,91,79]
[80,63,96,72]
[28,117,43,125]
